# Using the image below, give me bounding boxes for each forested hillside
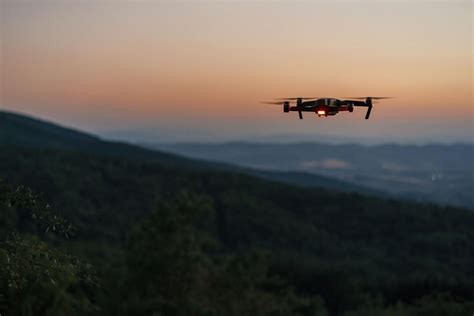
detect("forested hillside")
[1,111,474,315]
[151,142,474,208]
[0,111,373,195]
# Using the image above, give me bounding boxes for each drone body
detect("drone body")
[262,97,392,119]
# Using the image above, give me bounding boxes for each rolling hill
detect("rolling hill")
[0,110,377,195]
[1,110,474,315]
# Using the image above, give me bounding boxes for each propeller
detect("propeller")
[346,97,394,100]
[350,101,381,105]
[261,100,292,114]
[275,97,321,100]
[260,101,286,105]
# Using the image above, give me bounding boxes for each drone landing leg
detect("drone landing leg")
[365,105,373,119]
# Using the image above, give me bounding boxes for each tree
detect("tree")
[116,191,327,316]
[0,180,97,316]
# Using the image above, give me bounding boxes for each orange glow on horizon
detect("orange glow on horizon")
[0,1,472,139]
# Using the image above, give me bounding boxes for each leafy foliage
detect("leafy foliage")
[0,182,97,316]
[0,180,75,238]
[112,192,326,316]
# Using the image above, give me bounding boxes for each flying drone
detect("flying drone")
[262,97,393,119]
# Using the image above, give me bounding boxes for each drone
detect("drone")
[262,97,393,119]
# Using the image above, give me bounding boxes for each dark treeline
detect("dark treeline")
[1,145,474,316]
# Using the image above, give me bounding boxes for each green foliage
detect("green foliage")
[0,181,97,316]
[0,180,75,238]
[111,193,328,315]
[119,192,214,315]
[207,251,328,316]
[0,234,97,316]
[343,294,474,316]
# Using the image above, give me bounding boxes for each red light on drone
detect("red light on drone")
[317,110,326,115]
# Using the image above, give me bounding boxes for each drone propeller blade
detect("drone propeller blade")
[346,96,394,100]
[276,97,320,100]
[351,101,380,105]
[260,101,284,105]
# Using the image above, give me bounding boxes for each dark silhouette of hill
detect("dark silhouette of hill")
[0,110,193,167]
[0,110,99,145]
[0,110,376,195]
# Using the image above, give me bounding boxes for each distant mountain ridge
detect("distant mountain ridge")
[0,110,375,195]
[149,141,474,208]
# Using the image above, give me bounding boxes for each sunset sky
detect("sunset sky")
[1,0,472,143]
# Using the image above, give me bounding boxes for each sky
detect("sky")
[1,0,472,143]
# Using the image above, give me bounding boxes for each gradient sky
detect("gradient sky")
[1,0,472,143]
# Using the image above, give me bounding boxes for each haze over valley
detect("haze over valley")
[149,142,474,209]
